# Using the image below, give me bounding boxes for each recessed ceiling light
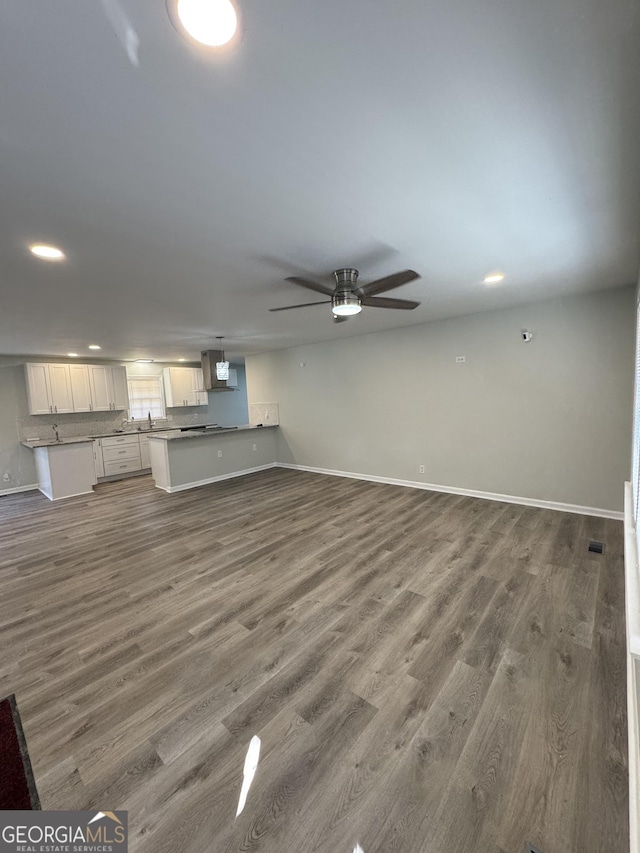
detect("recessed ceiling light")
[135,359,155,363]
[178,358,187,362]
[67,352,79,358]
[174,0,238,46]
[483,273,505,284]
[88,345,101,350]
[29,244,65,261]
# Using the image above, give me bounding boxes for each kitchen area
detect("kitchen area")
[9,351,279,500]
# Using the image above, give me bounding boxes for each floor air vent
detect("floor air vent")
[588,541,605,554]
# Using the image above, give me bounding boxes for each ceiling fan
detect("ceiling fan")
[270,268,421,323]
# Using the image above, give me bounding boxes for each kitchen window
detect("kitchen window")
[128,376,166,421]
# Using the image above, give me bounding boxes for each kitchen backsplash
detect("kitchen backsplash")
[248,402,279,426]
[18,409,213,442]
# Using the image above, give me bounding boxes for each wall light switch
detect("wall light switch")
[253,444,257,451]
[217,450,223,458]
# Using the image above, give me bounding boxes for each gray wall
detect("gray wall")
[246,286,635,513]
[207,365,250,427]
[0,358,38,489]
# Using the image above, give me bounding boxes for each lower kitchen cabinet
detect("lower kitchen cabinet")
[139,434,151,468]
[93,433,153,481]
[92,439,104,481]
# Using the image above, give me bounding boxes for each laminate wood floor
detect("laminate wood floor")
[0,470,628,852]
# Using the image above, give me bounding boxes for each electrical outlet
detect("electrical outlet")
[2,473,10,483]
[252,444,257,451]
[217,450,223,458]
[419,465,425,474]
[456,356,465,363]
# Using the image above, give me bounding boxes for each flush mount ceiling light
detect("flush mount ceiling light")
[171,0,238,47]
[483,273,505,285]
[215,336,229,380]
[29,244,65,261]
[332,294,362,317]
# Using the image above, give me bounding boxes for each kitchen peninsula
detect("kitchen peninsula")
[22,422,277,499]
[26,437,95,501]
[147,424,278,492]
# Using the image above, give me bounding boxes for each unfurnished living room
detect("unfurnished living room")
[0,1,639,852]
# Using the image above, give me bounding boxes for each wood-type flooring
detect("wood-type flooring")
[0,470,628,852]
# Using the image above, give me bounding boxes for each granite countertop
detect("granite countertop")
[146,424,277,442]
[21,423,276,449]
[21,435,97,449]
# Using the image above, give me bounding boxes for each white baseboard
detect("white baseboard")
[276,463,623,520]
[157,463,278,493]
[0,483,38,497]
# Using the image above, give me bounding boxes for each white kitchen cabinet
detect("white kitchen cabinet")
[139,434,151,469]
[88,365,130,411]
[69,364,92,412]
[24,363,75,415]
[111,366,129,409]
[92,439,104,481]
[163,367,207,407]
[98,434,143,478]
[47,365,74,413]
[25,364,53,415]
[88,365,112,411]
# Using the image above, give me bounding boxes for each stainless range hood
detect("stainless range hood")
[201,350,234,392]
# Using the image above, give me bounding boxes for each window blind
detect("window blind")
[128,377,165,420]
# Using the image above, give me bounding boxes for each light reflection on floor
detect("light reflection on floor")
[236,735,261,817]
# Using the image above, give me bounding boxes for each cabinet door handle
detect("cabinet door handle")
[54,405,58,413]
[89,403,93,411]
[120,464,127,468]
[49,405,53,413]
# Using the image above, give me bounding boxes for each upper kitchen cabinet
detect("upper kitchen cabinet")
[25,362,130,415]
[69,364,92,412]
[88,365,129,411]
[25,363,73,415]
[110,366,129,409]
[163,367,207,407]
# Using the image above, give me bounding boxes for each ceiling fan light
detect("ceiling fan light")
[175,0,237,47]
[332,295,362,316]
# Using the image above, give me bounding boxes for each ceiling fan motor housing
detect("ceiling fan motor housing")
[332,268,362,315]
[333,268,359,290]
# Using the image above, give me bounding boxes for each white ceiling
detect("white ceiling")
[1,0,639,362]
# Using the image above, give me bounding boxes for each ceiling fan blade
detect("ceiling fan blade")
[285,276,335,296]
[269,300,331,312]
[356,269,420,297]
[361,296,420,310]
